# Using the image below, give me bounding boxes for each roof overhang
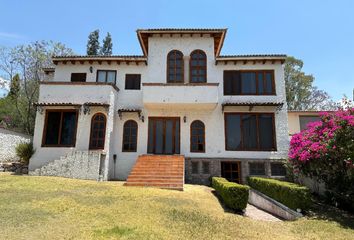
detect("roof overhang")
[136,28,227,56]
[216,54,287,65]
[222,101,284,112]
[52,55,147,65]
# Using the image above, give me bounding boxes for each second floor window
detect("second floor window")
[190,50,207,83]
[97,70,116,84]
[224,70,275,95]
[167,50,184,83]
[125,74,141,90]
[71,73,86,82]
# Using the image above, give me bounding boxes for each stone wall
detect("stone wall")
[185,158,286,186]
[0,127,31,162]
[29,150,104,180]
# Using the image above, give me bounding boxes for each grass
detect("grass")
[0,173,353,240]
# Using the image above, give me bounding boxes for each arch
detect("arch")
[122,120,138,152]
[89,113,106,150]
[190,120,205,152]
[190,50,207,83]
[167,50,184,83]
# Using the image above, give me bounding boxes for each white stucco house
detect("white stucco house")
[29,28,289,189]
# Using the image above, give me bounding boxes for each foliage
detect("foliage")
[212,177,249,211]
[86,29,100,55]
[101,32,113,56]
[247,177,311,211]
[288,107,354,212]
[285,56,338,110]
[0,42,73,134]
[15,142,34,165]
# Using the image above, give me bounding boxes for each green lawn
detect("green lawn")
[0,173,353,240]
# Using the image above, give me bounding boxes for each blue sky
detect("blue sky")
[0,0,353,100]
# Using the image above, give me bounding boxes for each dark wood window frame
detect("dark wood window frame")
[249,162,266,176]
[125,74,141,90]
[190,49,207,83]
[42,109,79,147]
[221,161,241,183]
[167,50,184,83]
[223,70,275,96]
[89,113,107,150]
[71,73,87,82]
[96,70,117,85]
[224,112,276,151]
[122,120,138,152]
[190,120,206,153]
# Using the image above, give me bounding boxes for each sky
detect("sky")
[0,0,353,100]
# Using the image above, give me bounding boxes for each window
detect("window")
[42,110,78,147]
[190,50,206,83]
[221,162,241,183]
[225,113,276,151]
[223,70,275,95]
[167,50,184,83]
[97,70,116,84]
[190,120,205,152]
[299,116,321,131]
[122,120,138,152]
[191,161,199,174]
[125,74,141,90]
[89,113,106,150]
[71,73,86,82]
[202,162,210,174]
[249,163,266,175]
[271,163,286,176]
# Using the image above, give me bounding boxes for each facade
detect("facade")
[288,111,321,135]
[29,28,289,185]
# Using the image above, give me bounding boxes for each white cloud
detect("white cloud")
[0,32,26,40]
[0,76,10,91]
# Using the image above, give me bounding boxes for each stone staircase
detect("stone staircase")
[29,151,105,180]
[125,155,185,190]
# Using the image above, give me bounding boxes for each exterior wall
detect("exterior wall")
[0,128,31,162]
[30,33,289,183]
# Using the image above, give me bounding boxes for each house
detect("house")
[288,110,322,135]
[29,28,289,189]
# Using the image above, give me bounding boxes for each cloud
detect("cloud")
[0,76,10,91]
[0,32,26,40]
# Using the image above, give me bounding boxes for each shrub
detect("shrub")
[15,142,34,165]
[248,177,311,211]
[212,177,249,211]
[288,106,354,212]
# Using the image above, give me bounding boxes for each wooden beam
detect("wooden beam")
[70,60,75,65]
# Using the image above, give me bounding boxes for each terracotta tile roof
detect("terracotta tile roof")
[136,28,227,32]
[222,101,284,107]
[217,54,287,58]
[34,102,109,107]
[52,55,146,59]
[51,55,147,65]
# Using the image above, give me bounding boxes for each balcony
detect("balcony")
[39,81,118,105]
[142,83,219,109]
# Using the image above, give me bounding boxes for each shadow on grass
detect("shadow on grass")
[210,190,245,215]
[307,200,354,230]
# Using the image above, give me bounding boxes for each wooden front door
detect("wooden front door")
[221,162,241,183]
[148,117,180,154]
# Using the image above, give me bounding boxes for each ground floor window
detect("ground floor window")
[89,113,106,150]
[249,162,266,175]
[42,110,78,147]
[224,113,276,151]
[221,162,241,183]
[271,163,286,176]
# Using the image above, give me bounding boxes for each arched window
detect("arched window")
[190,120,205,152]
[167,50,184,83]
[190,50,207,83]
[122,120,138,152]
[89,113,106,150]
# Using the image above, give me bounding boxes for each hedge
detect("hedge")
[247,177,311,211]
[212,177,250,211]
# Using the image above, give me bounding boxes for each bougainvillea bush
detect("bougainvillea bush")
[288,107,354,212]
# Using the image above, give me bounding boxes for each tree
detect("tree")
[0,41,74,134]
[8,74,20,98]
[285,56,338,110]
[101,32,113,55]
[86,29,100,55]
[288,106,354,212]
